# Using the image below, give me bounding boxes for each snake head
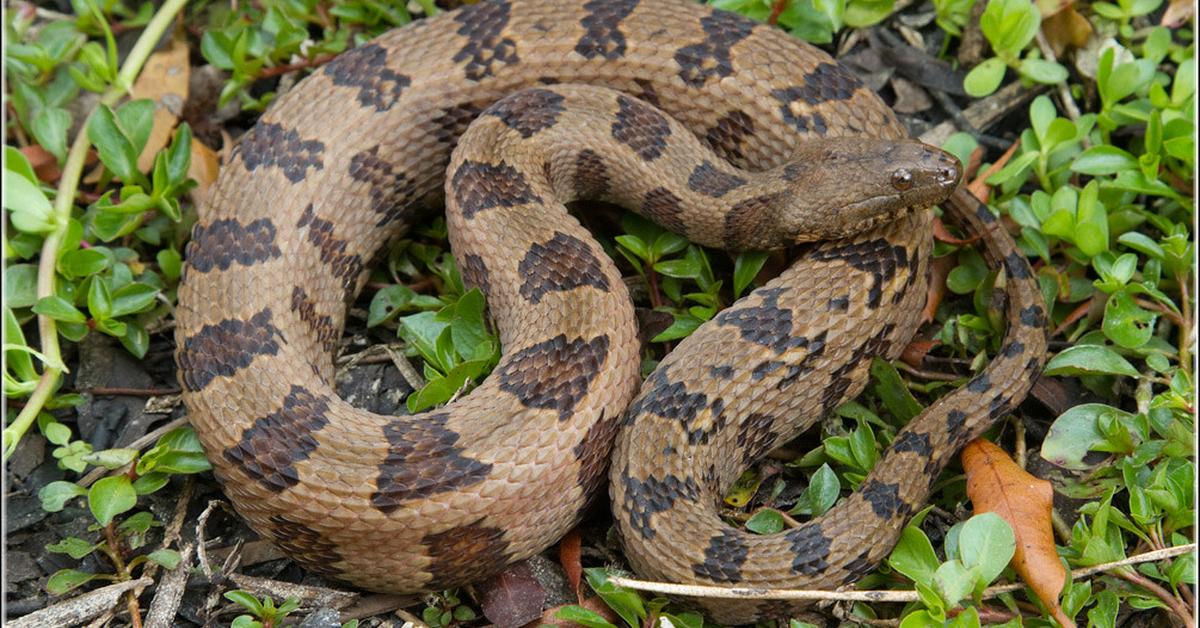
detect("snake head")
[771,138,961,245]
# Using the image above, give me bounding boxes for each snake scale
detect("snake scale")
[175,0,1048,622]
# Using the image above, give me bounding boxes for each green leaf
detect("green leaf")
[1116,232,1164,260]
[148,548,182,569]
[1072,145,1138,175]
[654,257,701,279]
[59,248,111,278]
[733,251,769,298]
[166,123,193,185]
[110,283,160,317]
[870,358,923,422]
[39,480,87,512]
[82,448,138,470]
[745,508,786,534]
[3,168,56,233]
[614,235,649,262]
[46,568,98,595]
[132,472,169,495]
[31,107,72,164]
[790,463,840,516]
[225,590,265,615]
[1102,290,1157,349]
[87,104,140,182]
[889,525,940,585]
[6,264,39,308]
[1019,58,1068,84]
[156,248,183,281]
[6,145,39,183]
[87,278,114,320]
[844,0,893,27]
[963,57,1007,97]
[584,568,644,628]
[1045,345,1139,378]
[958,512,1015,588]
[554,605,618,628]
[47,536,98,559]
[933,559,975,606]
[88,475,137,526]
[33,295,87,324]
[116,99,156,158]
[980,0,1040,55]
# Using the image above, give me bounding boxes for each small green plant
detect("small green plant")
[887,513,1018,627]
[224,591,300,628]
[421,590,477,627]
[962,0,1069,97]
[37,426,211,594]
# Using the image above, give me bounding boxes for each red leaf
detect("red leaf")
[558,529,583,600]
[479,561,547,628]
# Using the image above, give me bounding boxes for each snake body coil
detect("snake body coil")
[176,1,1047,622]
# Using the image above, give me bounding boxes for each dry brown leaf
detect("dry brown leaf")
[922,254,955,324]
[478,561,546,628]
[558,529,583,600]
[187,138,221,203]
[20,145,62,183]
[963,440,1074,628]
[1043,6,1093,57]
[900,338,939,367]
[1162,0,1195,26]
[967,141,1019,203]
[132,32,190,173]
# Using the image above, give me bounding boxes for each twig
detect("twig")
[895,361,961,382]
[226,574,359,610]
[767,0,789,25]
[144,543,195,628]
[383,344,427,390]
[253,53,337,80]
[1114,568,1196,628]
[6,578,154,628]
[1034,30,1084,124]
[606,544,1196,602]
[83,386,181,397]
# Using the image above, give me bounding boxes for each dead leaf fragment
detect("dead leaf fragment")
[963,440,1073,628]
[1043,6,1094,57]
[478,561,547,628]
[558,529,584,600]
[187,138,221,203]
[1162,0,1195,26]
[131,33,190,173]
[20,145,61,182]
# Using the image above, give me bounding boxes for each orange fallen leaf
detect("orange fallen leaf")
[967,141,1019,204]
[187,138,221,203]
[20,144,61,183]
[132,31,190,173]
[921,254,956,324]
[1043,6,1093,57]
[558,529,583,600]
[900,338,939,367]
[963,440,1073,628]
[933,216,981,246]
[1162,0,1195,27]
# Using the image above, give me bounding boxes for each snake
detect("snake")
[174,0,1048,623]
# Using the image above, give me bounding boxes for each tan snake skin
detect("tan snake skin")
[174,0,1048,623]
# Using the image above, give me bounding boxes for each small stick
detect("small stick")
[606,544,1196,602]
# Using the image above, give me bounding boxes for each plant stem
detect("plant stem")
[5,0,188,462]
[1176,270,1192,381]
[1114,568,1195,628]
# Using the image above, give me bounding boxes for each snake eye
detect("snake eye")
[891,169,914,191]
